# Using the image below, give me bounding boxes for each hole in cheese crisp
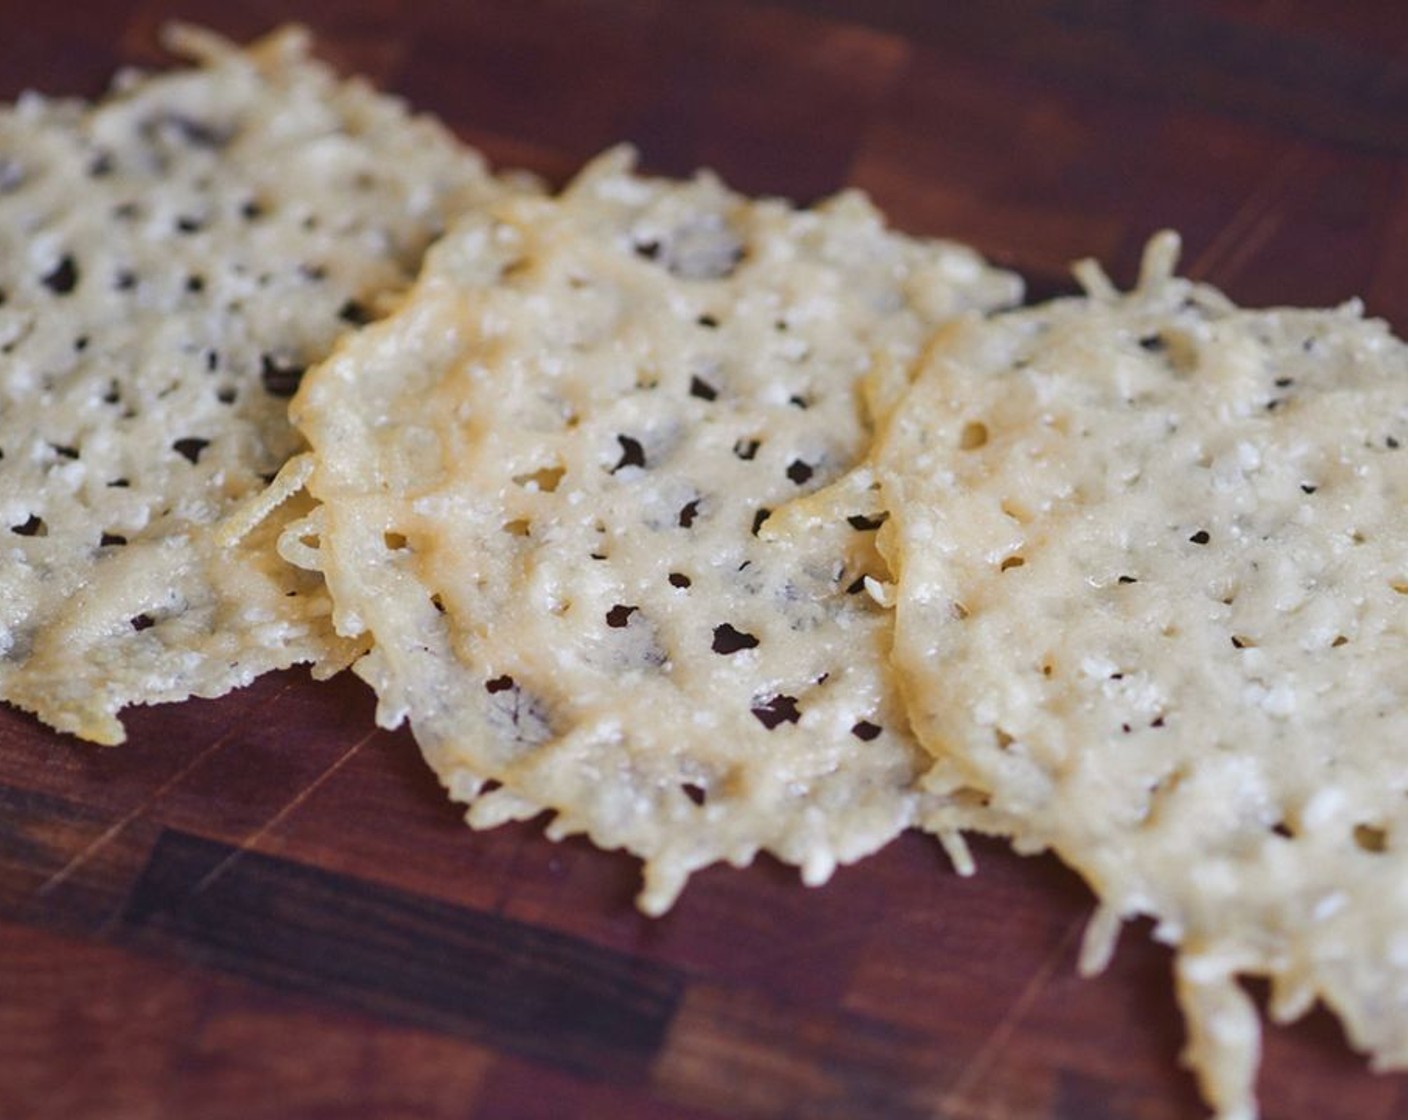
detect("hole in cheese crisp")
[41,254,80,294]
[172,437,210,464]
[711,624,759,655]
[751,694,801,729]
[606,605,638,628]
[612,434,646,472]
[786,459,814,485]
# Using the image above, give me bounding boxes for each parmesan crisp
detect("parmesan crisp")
[0,25,516,742]
[874,232,1408,1119]
[286,148,1020,912]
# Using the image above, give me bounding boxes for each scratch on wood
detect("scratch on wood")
[940,914,1084,1117]
[33,731,240,900]
[1186,147,1309,284]
[183,728,376,902]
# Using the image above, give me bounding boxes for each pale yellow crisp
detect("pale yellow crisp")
[0,25,518,742]
[875,233,1408,1120]
[286,147,1020,912]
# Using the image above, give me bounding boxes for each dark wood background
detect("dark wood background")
[2,3,1406,1118]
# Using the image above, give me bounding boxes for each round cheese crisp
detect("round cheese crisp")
[0,25,517,742]
[288,147,1020,912]
[874,233,1408,1120]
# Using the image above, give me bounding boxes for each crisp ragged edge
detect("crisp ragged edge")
[221,454,368,684]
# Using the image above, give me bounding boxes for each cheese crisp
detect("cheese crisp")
[286,148,1020,912]
[0,26,515,742]
[874,233,1408,1119]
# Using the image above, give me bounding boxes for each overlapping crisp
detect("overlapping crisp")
[872,233,1408,1119]
[286,148,1020,912]
[9,18,1408,1113]
[0,25,518,742]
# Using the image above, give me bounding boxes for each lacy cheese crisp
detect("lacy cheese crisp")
[874,233,1408,1119]
[286,148,1020,912]
[0,25,516,742]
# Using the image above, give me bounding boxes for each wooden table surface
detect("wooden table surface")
[2,3,1406,1118]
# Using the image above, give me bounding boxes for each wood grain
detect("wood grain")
[2,4,1407,1119]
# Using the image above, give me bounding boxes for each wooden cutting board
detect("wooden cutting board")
[2,4,1406,1118]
